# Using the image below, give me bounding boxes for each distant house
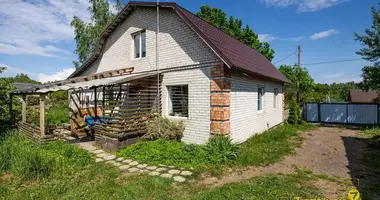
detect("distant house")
[349,89,379,103]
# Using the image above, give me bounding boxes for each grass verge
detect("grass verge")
[0,129,340,200]
[117,123,315,171]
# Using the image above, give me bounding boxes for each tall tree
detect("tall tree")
[278,64,315,104]
[71,0,124,68]
[196,6,275,61]
[355,2,380,91]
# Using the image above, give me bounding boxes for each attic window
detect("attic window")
[133,31,146,58]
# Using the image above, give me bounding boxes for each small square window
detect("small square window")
[258,87,264,111]
[168,85,188,117]
[133,31,146,58]
[274,88,278,108]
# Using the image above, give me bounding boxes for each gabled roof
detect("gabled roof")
[349,89,379,103]
[69,1,290,83]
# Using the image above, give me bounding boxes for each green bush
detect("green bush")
[205,135,239,163]
[142,117,184,141]
[117,136,238,169]
[45,102,69,125]
[0,131,91,181]
[288,98,301,124]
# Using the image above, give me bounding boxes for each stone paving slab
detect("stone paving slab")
[160,173,173,179]
[146,166,157,170]
[122,159,132,164]
[92,149,104,154]
[78,142,193,182]
[128,167,139,173]
[104,155,117,161]
[168,169,181,175]
[129,161,139,166]
[136,164,147,169]
[155,168,167,172]
[173,176,186,183]
[148,171,160,176]
[119,165,130,171]
[180,171,193,176]
[139,169,149,173]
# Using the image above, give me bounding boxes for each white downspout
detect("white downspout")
[156,0,161,134]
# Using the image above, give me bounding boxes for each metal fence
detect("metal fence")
[305,103,379,125]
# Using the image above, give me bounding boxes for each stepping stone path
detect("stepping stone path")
[77,142,193,182]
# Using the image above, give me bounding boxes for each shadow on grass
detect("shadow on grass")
[342,136,380,200]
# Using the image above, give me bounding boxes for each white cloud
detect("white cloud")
[310,29,338,40]
[0,64,74,83]
[0,0,119,58]
[282,36,307,42]
[258,34,278,42]
[0,41,70,58]
[38,68,75,83]
[257,0,348,12]
[321,72,362,84]
[324,72,344,78]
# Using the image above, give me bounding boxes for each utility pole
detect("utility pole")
[297,45,301,103]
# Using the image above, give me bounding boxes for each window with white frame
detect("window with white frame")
[273,88,278,108]
[258,87,264,111]
[168,85,188,117]
[133,31,146,58]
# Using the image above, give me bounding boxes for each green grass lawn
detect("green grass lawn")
[117,123,315,171]
[0,124,324,200]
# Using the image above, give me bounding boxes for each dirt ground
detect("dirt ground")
[202,127,368,198]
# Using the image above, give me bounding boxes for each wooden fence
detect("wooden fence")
[19,122,59,144]
[95,76,161,142]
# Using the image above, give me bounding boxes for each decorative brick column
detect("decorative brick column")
[210,63,231,135]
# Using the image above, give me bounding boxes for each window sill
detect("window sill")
[132,57,146,61]
[167,116,188,121]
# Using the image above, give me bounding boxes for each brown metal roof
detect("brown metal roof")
[69,1,290,83]
[349,89,379,103]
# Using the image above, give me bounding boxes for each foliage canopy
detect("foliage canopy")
[196,6,275,61]
[355,2,380,91]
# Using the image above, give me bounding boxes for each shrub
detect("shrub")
[45,102,70,125]
[205,135,239,163]
[118,136,238,169]
[143,117,184,141]
[288,98,301,124]
[0,131,91,181]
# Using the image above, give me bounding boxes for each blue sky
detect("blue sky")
[0,0,376,83]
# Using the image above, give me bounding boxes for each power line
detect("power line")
[273,51,297,65]
[302,58,363,66]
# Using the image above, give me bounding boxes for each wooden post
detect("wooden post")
[94,87,97,122]
[39,94,46,136]
[9,93,13,127]
[21,95,27,123]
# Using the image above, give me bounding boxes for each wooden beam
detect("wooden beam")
[39,94,46,136]
[21,95,27,123]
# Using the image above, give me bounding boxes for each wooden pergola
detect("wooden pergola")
[10,68,161,146]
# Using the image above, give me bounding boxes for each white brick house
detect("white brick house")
[68,1,290,144]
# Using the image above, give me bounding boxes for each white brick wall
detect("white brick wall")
[230,71,284,143]
[161,66,214,144]
[80,7,219,76]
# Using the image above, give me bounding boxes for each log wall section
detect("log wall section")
[95,76,161,142]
